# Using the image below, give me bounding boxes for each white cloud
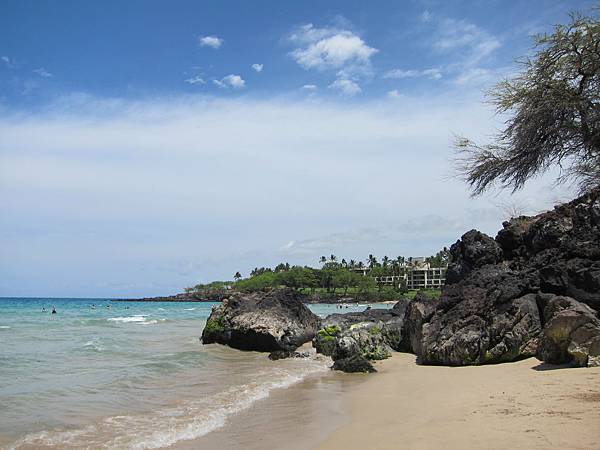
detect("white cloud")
[288,23,377,77]
[185,76,205,85]
[0,93,569,297]
[422,68,442,80]
[452,67,508,86]
[213,74,245,89]
[33,68,53,78]
[1,56,17,69]
[328,78,361,96]
[198,35,223,49]
[387,89,402,99]
[383,69,418,79]
[302,84,317,91]
[251,63,263,73]
[383,68,442,80]
[421,10,433,23]
[433,18,500,65]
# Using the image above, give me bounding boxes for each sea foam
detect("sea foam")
[9,355,330,449]
[107,315,162,325]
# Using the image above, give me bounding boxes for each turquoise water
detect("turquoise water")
[0,298,390,449]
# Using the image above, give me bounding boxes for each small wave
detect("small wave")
[108,315,147,323]
[140,320,158,325]
[184,307,197,311]
[8,425,97,450]
[0,325,11,329]
[82,340,104,352]
[107,316,166,325]
[10,356,330,449]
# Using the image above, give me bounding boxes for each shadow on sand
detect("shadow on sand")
[531,362,574,371]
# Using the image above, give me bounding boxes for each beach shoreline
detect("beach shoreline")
[169,350,600,450]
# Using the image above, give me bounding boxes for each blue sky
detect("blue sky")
[0,0,593,297]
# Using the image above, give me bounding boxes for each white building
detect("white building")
[364,258,447,290]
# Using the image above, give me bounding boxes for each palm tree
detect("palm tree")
[349,259,356,269]
[234,271,242,281]
[341,258,347,267]
[357,261,364,269]
[382,256,390,269]
[320,256,327,264]
[330,254,337,262]
[368,254,377,269]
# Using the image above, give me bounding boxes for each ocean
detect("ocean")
[0,298,391,449]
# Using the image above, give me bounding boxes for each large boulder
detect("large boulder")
[201,288,321,352]
[446,230,503,284]
[331,336,377,373]
[313,298,410,372]
[418,268,542,365]
[537,294,600,367]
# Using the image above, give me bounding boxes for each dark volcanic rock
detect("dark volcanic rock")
[495,216,538,260]
[446,230,503,284]
[201,288,321,352]
[400,292,439,355]
[498,189,600,312]
[331,336,377,373]
[537,294,600,367]
[412,188,600,367]
[313,298,410,372]
[417,264,542,366]
[268,350,310,360]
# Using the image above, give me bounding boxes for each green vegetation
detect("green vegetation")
[369,326,382,335]
[317,325,342,341]
[362,346,391,360]
[455,11,600,195]
[204,316,227,334]
[186,250,446,302]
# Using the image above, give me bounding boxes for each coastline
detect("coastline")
[170,360,364,450]
[317,353,600,450]
[166,351,600,450]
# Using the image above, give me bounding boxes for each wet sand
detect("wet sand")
[318,353,600,450]
[170,352,600,450]
[171,370,362,450]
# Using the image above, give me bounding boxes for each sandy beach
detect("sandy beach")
[318,353,600,450]
[174,350,600,450]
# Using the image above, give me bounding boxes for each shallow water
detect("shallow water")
[0,298,390,449]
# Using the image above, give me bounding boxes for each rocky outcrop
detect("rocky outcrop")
[446,229,503,284]
[331,336,377,373]
[201,288,321,352]
[313,299,411,372]
[537,294,600,367]
[414,188,600,368]
[200,190,600,371]
[420,282,541,365]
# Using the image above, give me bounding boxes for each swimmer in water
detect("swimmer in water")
[51,307,57,314]
[42,307,46,312]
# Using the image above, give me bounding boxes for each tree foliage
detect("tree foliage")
[186,247,449,295]
[455,12,600,195]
